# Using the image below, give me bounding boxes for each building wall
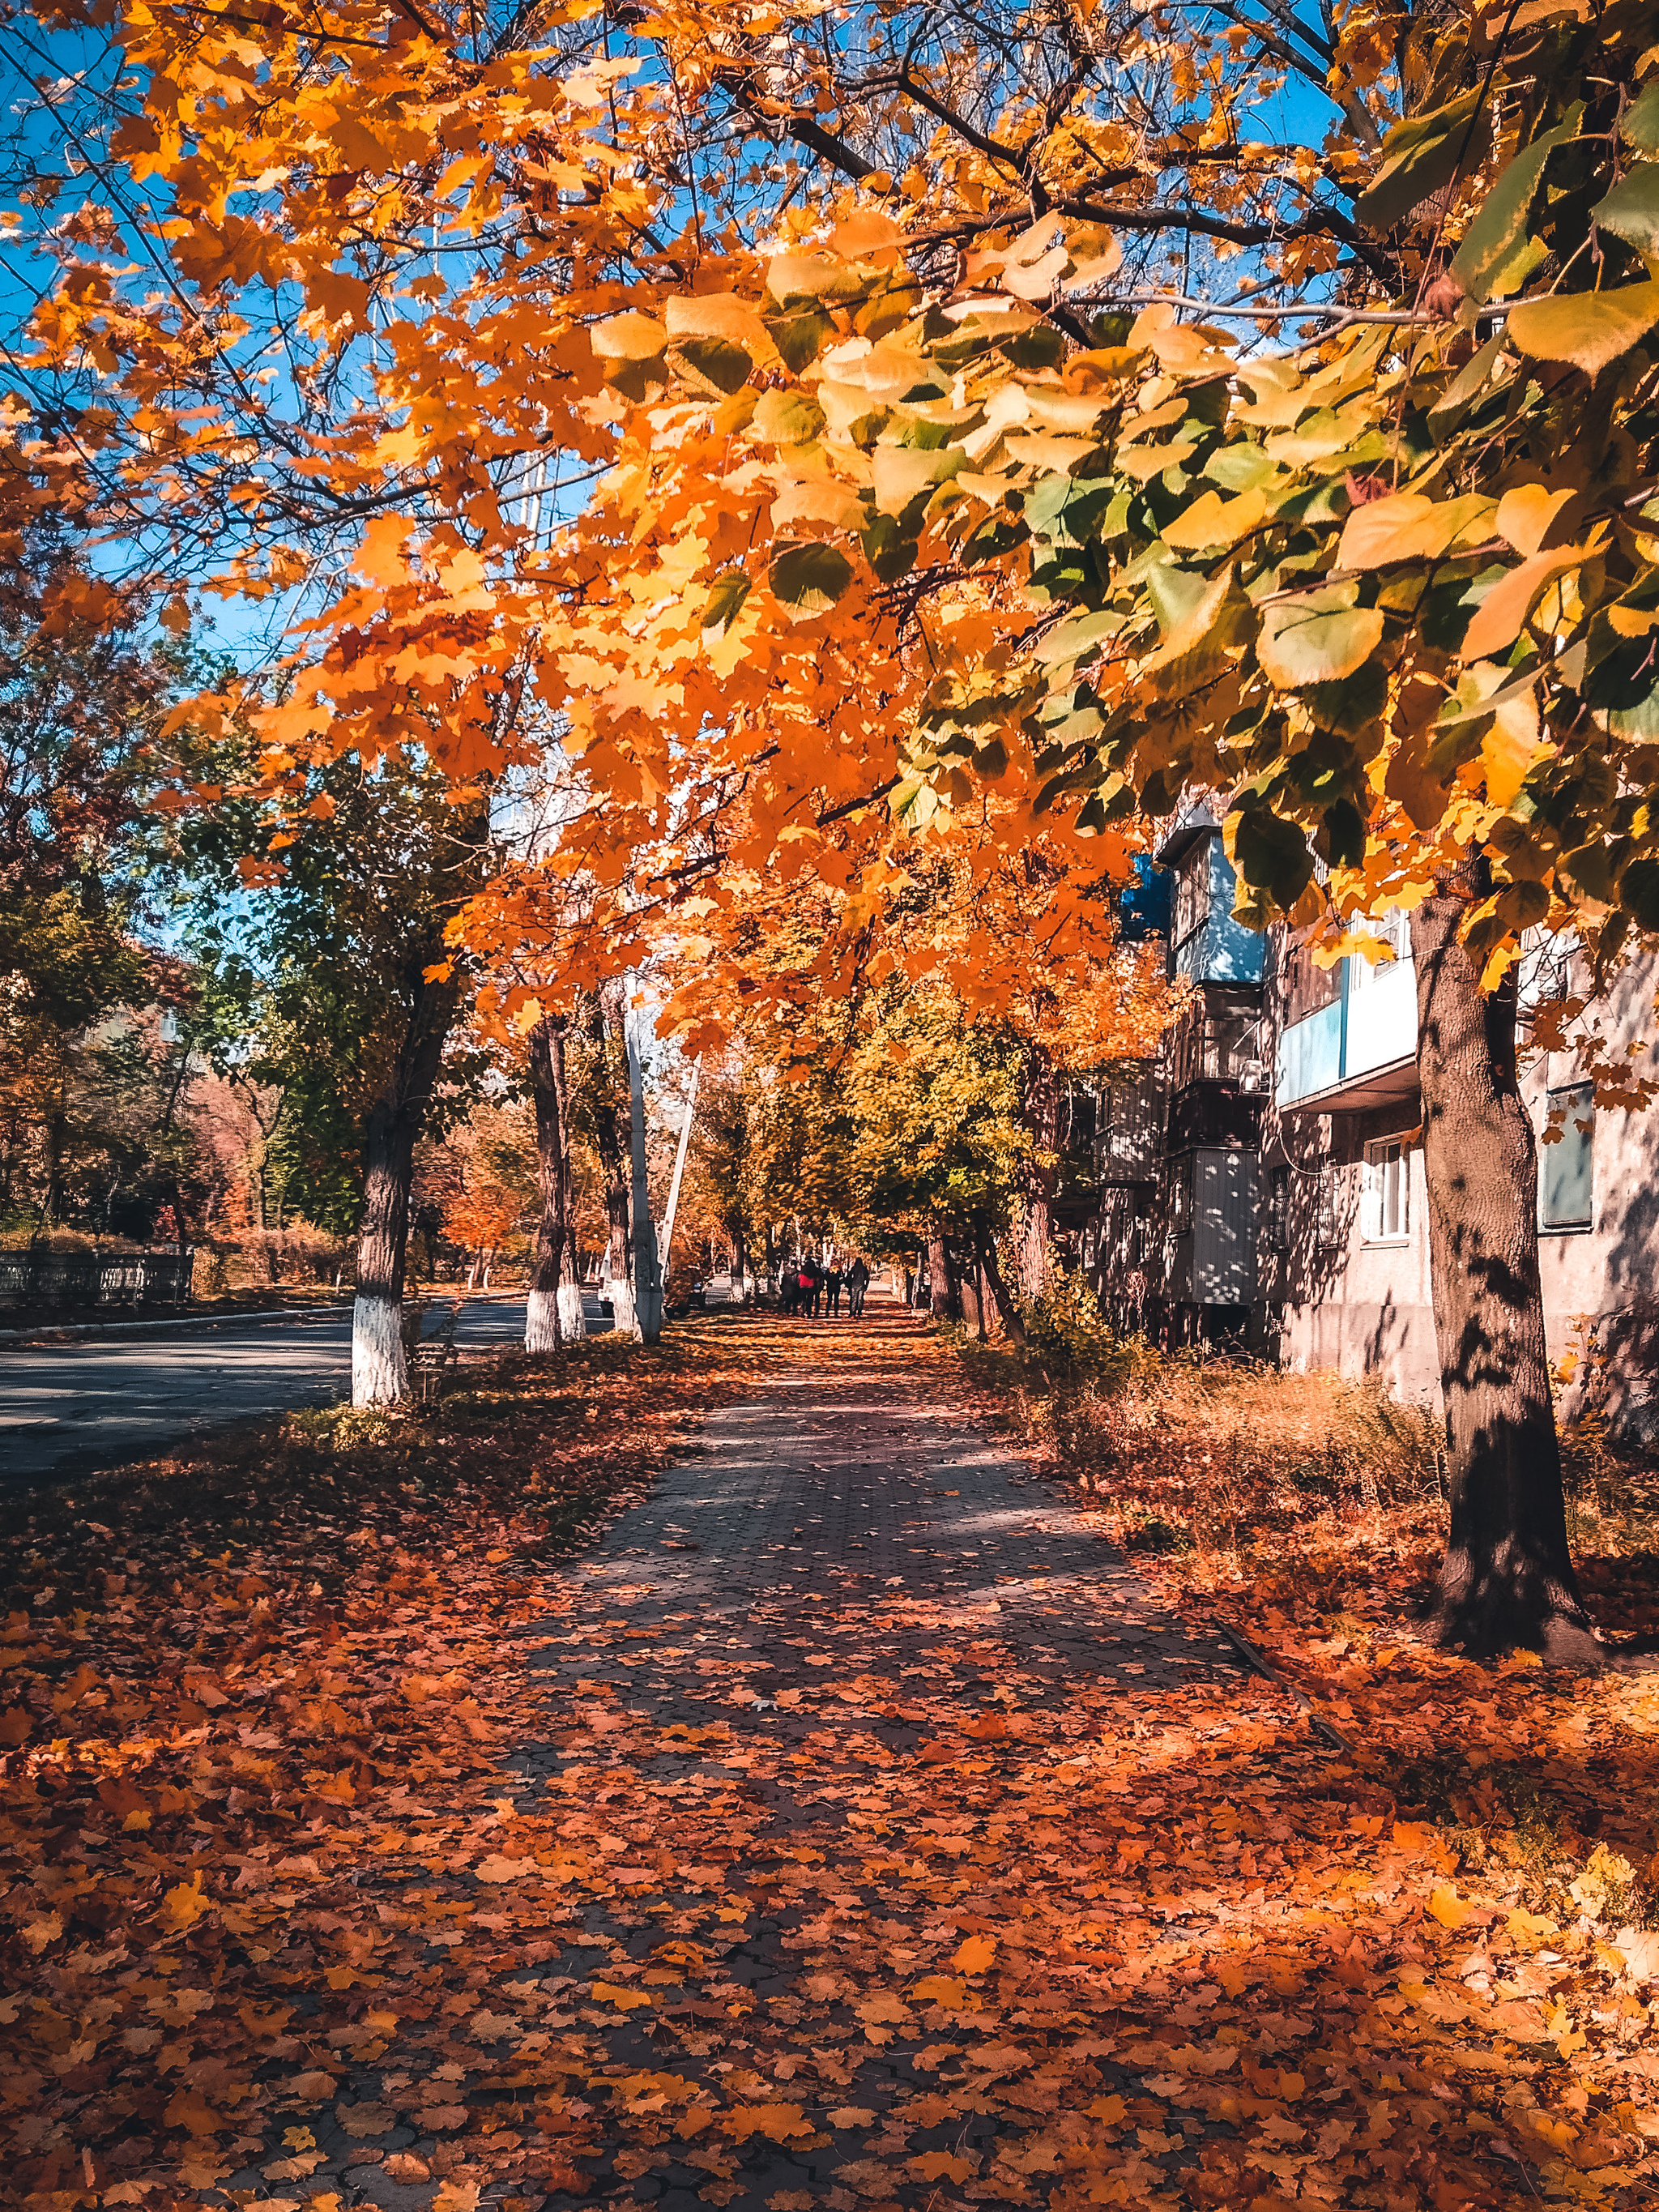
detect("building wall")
[1275,1146,1439,1403]
[1273,948,1659,1429]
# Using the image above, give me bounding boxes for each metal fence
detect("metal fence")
[0,1249,194,1310]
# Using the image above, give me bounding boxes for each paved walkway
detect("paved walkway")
[292,1312,1246,2212]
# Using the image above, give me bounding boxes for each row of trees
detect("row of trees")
[5,0,1653,1653]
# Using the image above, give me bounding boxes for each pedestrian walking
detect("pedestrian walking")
[798,1257,817,1317]
[825,1260,845,1317]
[847,1255,870,1317]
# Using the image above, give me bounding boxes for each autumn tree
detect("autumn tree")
[592,5,1659,1656]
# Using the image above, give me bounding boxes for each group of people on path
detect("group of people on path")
[781,1253,871,1319]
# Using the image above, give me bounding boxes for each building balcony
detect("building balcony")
[1277,955,1418,1114]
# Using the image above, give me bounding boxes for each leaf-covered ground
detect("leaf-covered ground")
[4,1309,1658,2212]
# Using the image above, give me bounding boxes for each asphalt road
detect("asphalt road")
[0,1293,614,1488]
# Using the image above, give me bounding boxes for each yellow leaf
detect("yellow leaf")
[1461,546,1586,662]
[433,2184,481,2212]
[588,1980,653,2010]
[474,1853,534,1884]
[911,2152,977,2181]
[1495,484,1576,557]
[721,2102,812,2142]
[910,1975,966,2005]
[591,312,667,361]
[857,1989,912,2023]
[1161,486,1268,552]
[951,1933,997,1975]
[1508,281,1659,378]
[161,1878,211,1932]
[665,293,774,359]
[1337,491,1451,569]
[1428,1883,1474,1928]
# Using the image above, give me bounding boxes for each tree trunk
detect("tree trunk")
[352,968,464,1407]
[1018,1041,1060,1300]
[526,1012,573,1355]
[975,1220,1026,1347]
[1410,878,1597,1663]
[926,1232,956,1322]
[625,995,663,1342]
[587,990,633,1309]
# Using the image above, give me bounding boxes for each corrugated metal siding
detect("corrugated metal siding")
[1194,1150,1258,1303]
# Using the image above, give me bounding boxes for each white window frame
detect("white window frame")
[1347,908,1412,993]
[1363,1135,1412,1245]
[1540,1082,1594,1232]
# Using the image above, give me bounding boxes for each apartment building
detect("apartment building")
[1087,811,1659,1428]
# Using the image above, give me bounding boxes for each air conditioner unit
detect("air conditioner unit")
[1239,1061,1267,1093]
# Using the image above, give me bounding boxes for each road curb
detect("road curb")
[0,1305,352,1351]
[0,1288,537,1352]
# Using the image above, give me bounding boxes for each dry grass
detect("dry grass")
[956,1327,1659,1646]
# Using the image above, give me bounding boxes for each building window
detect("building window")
[1173,842,1211,950]
[1347,908,1412,993]
[1267,1166,1289,1251]
[1363,1138,1411,1243]
[1168,1153,1194,1236]
[1313,1164,1347,1247]
[1541,1083,1594,1231]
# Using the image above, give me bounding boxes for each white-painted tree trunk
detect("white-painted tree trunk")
[353,1292,408,1405]
[557,1282,586,1339]
[525,1284,559,1353]
[608,1277,635,1335]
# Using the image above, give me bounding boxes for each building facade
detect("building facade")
[1085,811,1659,1429]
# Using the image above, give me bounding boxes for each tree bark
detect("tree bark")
[1410,877,1598,1663]
[1018,1040,1060,1300]
[626,995,663,1342]
[586,989,633,1327]
[352,971,458,1405]
[526,1011,574,1355]
[975,1220,1026,1347]
[926,1232,956,1322]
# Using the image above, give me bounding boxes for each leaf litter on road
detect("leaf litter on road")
[2,1312,1657,2211]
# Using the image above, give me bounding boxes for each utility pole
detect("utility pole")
[625,992,663,1343]
[657,1057,702,1280]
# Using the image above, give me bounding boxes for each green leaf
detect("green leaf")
[1622,81,1659,157]
[766,310,834,374]
[769,541,854,612]
[1451,112,1579,305]
[1227,802,1316,907]
[1145,560,1213,638]
[1593,164,1659,262]
[701,570,752,634]
[1257,583,1384,688]
[669,336,754,396]
[751,389,826,446]
[1617,856,1659,929]
[1507,281,1659,378]
[1139,566,1253,700]
[1354,92,1488,231]
[860,512,920,584]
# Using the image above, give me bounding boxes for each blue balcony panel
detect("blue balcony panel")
[1277,999,1342,1107]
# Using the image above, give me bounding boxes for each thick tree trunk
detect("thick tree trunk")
[975,1221,1026,1347]
[926,1232,957,1322]
[1411,880,1598,1663]
[526,1012,574,1355]
[353,1023,447,1404]
[1018,1042,1060,1300]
